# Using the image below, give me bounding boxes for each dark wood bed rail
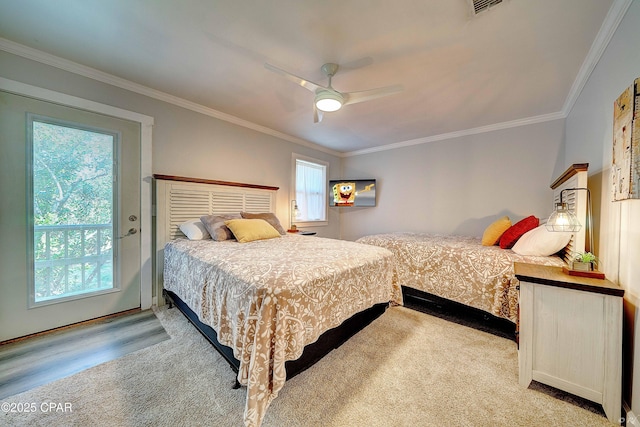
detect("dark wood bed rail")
[550,163,589,189]
[153,174,279,191]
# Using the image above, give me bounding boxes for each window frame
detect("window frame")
[291,153,328,227]
[27,114,121,308]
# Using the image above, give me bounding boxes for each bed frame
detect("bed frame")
[402,163,590,341]
[154,174,388,384]
[163,289,387,384]
[402,286,517,340]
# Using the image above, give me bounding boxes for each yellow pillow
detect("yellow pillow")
[224,218,281,243]
[481,216,511,246]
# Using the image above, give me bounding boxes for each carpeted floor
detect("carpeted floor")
[1,305,614,426]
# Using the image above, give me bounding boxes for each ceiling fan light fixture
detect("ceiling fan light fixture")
[265,61,402,121]
[315,91,343,112]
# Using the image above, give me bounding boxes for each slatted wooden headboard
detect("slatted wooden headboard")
[154,174,279,301]
[549,163,589,264]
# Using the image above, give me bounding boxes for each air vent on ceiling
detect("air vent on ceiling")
[471,0,503,15]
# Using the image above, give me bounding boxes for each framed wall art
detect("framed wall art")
[612,77,640,201]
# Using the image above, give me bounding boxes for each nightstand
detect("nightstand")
[515,262,624,424]
[287,230,316,236]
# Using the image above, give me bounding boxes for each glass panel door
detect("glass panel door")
[0,90,141,342]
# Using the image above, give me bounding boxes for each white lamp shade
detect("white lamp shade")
[315,91,343,112]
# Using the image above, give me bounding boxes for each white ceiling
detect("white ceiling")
[0,0,623,154]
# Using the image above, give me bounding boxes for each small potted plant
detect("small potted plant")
[572,252,598,271]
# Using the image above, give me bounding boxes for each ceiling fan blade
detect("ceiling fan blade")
[343,84,404,106]
[264,63,324,93]
[313,104,324,123]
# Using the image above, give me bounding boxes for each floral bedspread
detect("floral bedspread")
[163,234,399,427]
[356,232,565,322]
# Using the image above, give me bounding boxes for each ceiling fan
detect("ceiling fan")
[265,62,403,123]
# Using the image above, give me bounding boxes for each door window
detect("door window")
[28,116,119,305]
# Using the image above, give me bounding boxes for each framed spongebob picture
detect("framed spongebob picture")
[612,77,640,201]
[328,179,376,207]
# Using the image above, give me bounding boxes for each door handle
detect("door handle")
[119,228,138,239]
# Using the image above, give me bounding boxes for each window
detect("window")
[28,116,117,304]
[293,155,327,225]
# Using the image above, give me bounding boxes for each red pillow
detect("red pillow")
[499,215,539,249]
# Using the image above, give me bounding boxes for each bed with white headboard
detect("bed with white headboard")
[154,174,399,427]
[154,174,279,291]
[356,163,589,334]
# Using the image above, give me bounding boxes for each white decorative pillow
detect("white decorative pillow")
[511,224,571,257]
[179,219,211,240]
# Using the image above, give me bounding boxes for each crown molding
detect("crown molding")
[0,0,631,159]
[561,0,633,116]
[343,111,566,157]
[0,37,341,158]
[345,0,632,158]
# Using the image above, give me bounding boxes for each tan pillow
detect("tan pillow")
[240,212,286,235]
[481,216,511,246]
[224,218,281,243]
[200,213,241,241]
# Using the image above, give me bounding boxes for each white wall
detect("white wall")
[340,119,566,242]
[564,0,640,418]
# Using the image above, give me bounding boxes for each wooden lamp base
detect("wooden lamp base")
[562,266,605,280]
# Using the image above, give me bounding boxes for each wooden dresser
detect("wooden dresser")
[515,262,624,424]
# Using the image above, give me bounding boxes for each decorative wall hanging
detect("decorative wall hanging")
[612,77,640,200]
